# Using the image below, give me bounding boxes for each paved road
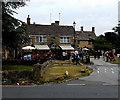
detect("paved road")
[66,58,119,86]
[2,58,119,99]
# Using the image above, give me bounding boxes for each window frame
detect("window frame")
[60,37,70,43]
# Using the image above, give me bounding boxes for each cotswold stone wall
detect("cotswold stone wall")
[33,60,52,81]
[2,60,52,85]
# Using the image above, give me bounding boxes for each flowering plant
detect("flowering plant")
[32,54,47,64]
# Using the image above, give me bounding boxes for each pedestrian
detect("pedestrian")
[62,51,66,60]
[23,54,27,60]
[97,50,101,59]
[103,51,106,61]
[74,50,80,65]
[105,51,109,62]
[80,51,84,61]
[94,51,97,59]
[27,53,32,60]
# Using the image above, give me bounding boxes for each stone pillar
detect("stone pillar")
[33,63,42,81]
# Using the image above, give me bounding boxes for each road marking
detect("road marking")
[67,84,86,86]
[97,70,100,73]
[105,69,107,73]
[111,68,113,71]
[103,84,110,86]
[111,71,115,74]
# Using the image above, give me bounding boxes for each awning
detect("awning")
[60,45,74,50]
[35,45,50,50]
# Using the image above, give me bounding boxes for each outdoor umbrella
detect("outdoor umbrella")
[22,46,35,50]
[82,48,89,51]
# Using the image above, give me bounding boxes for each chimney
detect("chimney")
[81,26,83,31]
[51,23,54,26]
[92,27,95,33]
[33,22,36,24]
[27,15,30,25]
[55,21,59,26]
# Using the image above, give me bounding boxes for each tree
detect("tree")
[104,32,118,48]
[2,0,30,58]
[112,24,120,53]
[92,37,113,51]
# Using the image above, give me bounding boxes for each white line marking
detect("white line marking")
[105,69,107,73]
[112,71,115,74]
[111,68,113,70]
[67,84,86,86]
[103,84,110,86]
[97,70,100,73]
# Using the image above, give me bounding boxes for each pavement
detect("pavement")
[1,57,120,99]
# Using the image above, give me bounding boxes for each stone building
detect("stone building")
[2,15,97,59]
[25,15,75,51]
[76,26,96,49]
[25,15,96,51]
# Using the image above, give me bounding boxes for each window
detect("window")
[36,36,47,42]
[60,37,70,43]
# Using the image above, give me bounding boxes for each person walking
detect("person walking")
[62,51,66,60]
[94,51,97,59]
[80,51,84,61]
[97,50,101,59]
[105,51,109,62]
[74,50,80,65]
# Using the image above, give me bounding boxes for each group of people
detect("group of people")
[21,49,89,65]
[94,50,116,62]
[94,50,101,59]
[103,50,115,62]
[21,54,32,60]
[69,50,88,65]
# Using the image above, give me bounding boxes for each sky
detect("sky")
[14,0,119,36]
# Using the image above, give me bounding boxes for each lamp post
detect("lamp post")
[73,21,76,49]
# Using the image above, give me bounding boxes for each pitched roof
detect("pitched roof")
[76,31,96,41]
[27,24,74,36]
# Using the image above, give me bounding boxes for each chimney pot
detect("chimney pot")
[27,15,30,25]
[55,21,59,26]
[81,26,83,31]
[92,27,95,32]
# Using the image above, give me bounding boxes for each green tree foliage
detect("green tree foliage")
[2,0,29,50]
[104,32,118,48]
[112,24,120,53]
[92,37,112,51]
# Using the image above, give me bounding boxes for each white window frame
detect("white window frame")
[60,37,70,43]
[35,35,47,43]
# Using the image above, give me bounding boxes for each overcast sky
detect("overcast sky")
[14,0,119,36]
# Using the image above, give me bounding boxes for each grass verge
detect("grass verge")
[38,64,93,84]
[111,57,120,64]
[2,65,33,70]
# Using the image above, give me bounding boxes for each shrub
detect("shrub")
[2,70,34,85]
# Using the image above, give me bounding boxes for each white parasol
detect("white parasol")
[82,48,89,51]
[22,46,35,50]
